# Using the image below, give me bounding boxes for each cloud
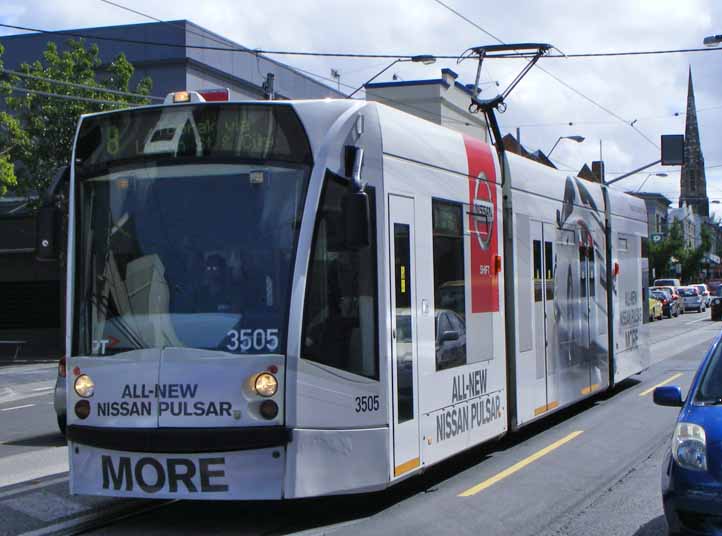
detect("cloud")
[2,0,722,211]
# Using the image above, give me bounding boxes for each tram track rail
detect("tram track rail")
[17,497,176,536]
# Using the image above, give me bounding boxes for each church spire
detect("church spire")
[679,67,708,217]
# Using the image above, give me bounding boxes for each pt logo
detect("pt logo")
[472,172,494,251]
[92,336,119,355]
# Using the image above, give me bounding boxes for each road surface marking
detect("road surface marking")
[31,386,54,392]
[688,316,708,324]
[639,372,683,397]
[458,431,584,497]
[1,404,34,412]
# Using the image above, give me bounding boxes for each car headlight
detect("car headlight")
[254,372,278,397]
[673,422,707,471]
[74,374,95,398]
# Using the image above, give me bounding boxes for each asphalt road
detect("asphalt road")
[0,311,718,536]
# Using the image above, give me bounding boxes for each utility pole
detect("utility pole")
[263,73,275,100]
[331,69,341,92]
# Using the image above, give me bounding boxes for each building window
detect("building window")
[432,200,466,371]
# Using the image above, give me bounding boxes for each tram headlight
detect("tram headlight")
[74,374,95,398]
[254,373,278,397]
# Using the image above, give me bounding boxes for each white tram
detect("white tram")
[60,93,648,500]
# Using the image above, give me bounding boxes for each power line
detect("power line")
[97,0,344,95]
[0,22,436,59]
[8,85,132,106]
[82,2,482,130]
[428,0,659,150]
[3,68,162,100]
[2,21,722,61]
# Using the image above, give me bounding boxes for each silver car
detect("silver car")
[679,287,706,313]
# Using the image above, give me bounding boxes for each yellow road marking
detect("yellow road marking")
[458,431,584,497]
[639,372,683,397]
[394,457,420,477]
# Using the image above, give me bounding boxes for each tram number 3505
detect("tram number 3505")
[226,329,279,352]
[355,395,380,413]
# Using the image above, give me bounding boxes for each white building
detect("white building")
[364,68,488,141]
[669,204,702,248]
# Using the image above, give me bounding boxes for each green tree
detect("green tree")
[679,225,713,282]
[648,219,684,283]
[0,39,152,197]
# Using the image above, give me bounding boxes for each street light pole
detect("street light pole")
[547,135,585,158]
[347,55,436,98]
[635,172,668,192]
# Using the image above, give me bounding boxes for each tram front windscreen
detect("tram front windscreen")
[72,104,312,357]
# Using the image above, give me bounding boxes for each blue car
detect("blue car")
[655,336,722,535]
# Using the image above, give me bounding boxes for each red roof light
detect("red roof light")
[198,88,230,102]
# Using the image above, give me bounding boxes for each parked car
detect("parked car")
[692,283,711,306]
[649,296,663,321]
[706,279,722,296]
[654,333,722,534]
[53,356,66,435]
[435,309,467,370]
[711,287,722,321]
[679,286,706,313]
[650,287,681,318]
[654,278,682,288]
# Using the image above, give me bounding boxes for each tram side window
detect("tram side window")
[301,174,378,379]
[432,200,467,371]
[533,240,542,302]
[545,241,554,300]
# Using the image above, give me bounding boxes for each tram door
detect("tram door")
[531,222,556,413]
[578,242,594,353]
[388,195,420,477]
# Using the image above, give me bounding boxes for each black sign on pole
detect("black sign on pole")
[661,134,684,166]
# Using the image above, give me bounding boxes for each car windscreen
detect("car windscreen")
[695,343,722,404]
[679,288,698,297]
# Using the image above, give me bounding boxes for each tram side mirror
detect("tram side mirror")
[36,165,69,262]
[36,206,60,261]
[439,330,460,343]
[342,190,371,250]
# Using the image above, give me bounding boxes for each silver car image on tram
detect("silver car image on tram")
[52,92,648,501]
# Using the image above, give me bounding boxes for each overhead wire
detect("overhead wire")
[1,21,722,61]
[2,68,162,100]
[86,1,484,129]
[97,0,345,94]
[428,0,660,149]
[7,85,131,106]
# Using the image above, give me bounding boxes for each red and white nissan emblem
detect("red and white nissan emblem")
[472,172,495,251]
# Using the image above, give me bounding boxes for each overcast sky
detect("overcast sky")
[2,0,721,216]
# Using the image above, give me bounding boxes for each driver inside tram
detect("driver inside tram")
[194,253,236,313]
